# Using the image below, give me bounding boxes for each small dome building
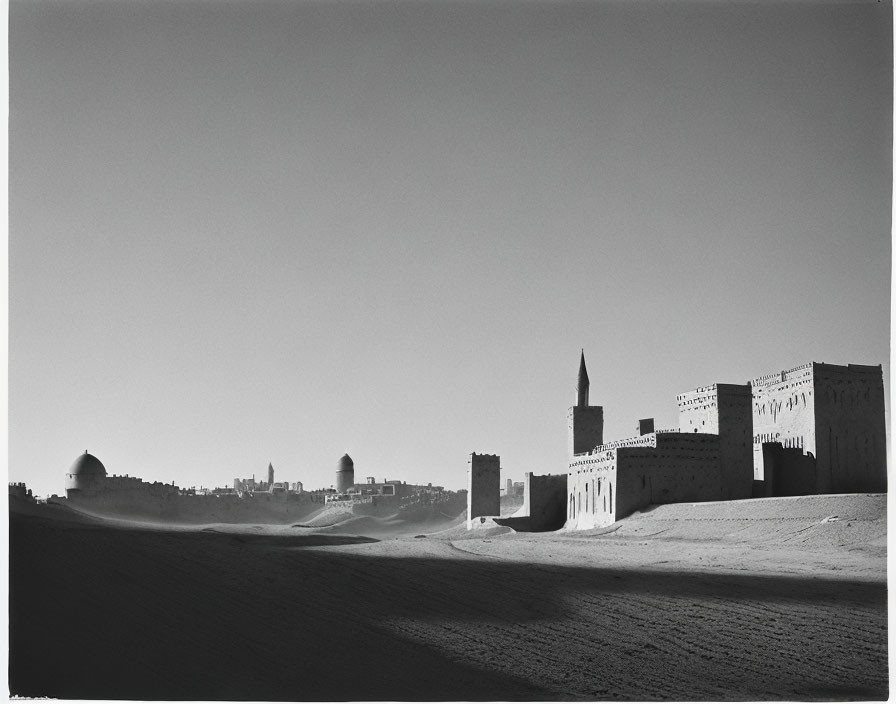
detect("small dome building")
[336,453,355,493]
[65,451,108,494]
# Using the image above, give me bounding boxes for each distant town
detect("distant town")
[11,355,886,532]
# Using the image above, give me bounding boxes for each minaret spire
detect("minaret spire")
[577,349,590,407]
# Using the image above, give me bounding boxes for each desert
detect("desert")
[9,492,887,701]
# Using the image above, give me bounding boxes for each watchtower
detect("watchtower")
[336,454,355,493]
[567,351,604,456]
[467,452,500,527]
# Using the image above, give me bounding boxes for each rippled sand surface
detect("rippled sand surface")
[9,494,887,700]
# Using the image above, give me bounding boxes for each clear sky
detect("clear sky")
[9,0,892,497]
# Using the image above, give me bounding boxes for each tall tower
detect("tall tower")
[467,452,501,528]
[567,350,604,456]
[336,454,355,493]
[268,462,275,489]
[577,349,590,407]
[677,383,753,500]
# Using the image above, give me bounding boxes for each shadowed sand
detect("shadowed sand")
[9,494,887,700]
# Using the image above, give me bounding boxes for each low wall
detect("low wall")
[64,490,322,524]
[616,433,723,519]
[495,472,567,532]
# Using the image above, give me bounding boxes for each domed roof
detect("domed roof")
[337,453,354,471]
[68,451,107,477]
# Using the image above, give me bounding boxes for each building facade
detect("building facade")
[565,355,886,531]
[751,362,886,495]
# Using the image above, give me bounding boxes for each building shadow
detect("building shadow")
[9,513,887,701]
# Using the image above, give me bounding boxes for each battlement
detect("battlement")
[677,383,752,403]
[9,482,35,503]
[751,361,883,402]
[816,362,883,377]
[654,431,719,446]
[750,362,815,386]
[576,426,718,460]
[592,433,657,453]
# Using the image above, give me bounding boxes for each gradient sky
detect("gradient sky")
[9,0,892,497]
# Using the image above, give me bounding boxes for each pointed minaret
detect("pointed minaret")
[268,462,274,489]
[567,349,604,456]
[577,349,590,408]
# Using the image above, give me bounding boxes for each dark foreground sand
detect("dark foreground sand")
[9,494,887,700]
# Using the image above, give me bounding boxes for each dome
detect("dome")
[337,453,354,471]
[68,451,107,478]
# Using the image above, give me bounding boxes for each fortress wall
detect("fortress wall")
[567,453,617,530]
[678,386,723,433]
[67,484,178,516]
[616,433,722,518]
[759,442,818,497]
[566,434,723,530]
[716,385,754,500]
[751,365,816,481]
[525,472,569,531]
[812,364,886,493]
[750,362,886,494]
[678,384,753,500]
[66,484,322,523]
[498,472,568,532]
[565,433,665,529]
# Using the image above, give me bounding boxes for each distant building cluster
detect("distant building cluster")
[9,482,35,504]
[54,445,460,522]
[501,478,524,497]
[62,453,321,504]
[468,352,887,531]
[232,463,299,496]
[566,354,885,529]
[64,452,180,500]
[23,349,886,534]
[327,453,449,506]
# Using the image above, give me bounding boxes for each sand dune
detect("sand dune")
[9,494,887,700]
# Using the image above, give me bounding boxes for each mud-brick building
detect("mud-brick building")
[566,363,754,530]
[751,362,886,495]
[567,431,725,530]
[564,354,886,531]
[677,383,753,501]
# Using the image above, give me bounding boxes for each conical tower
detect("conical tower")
[567,350,604,456]
[576,349,590,407]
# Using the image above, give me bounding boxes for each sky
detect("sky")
[9,0,892,497]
